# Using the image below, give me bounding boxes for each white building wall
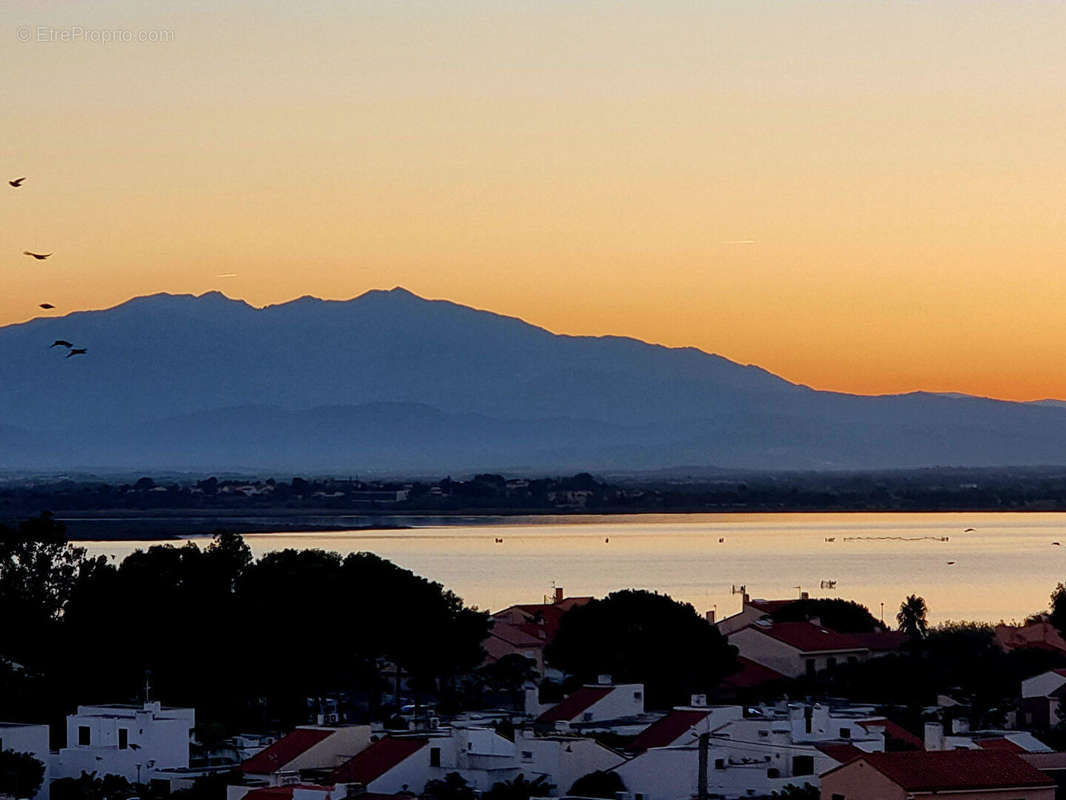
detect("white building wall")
[582,685,644,722]
[1023,671,1066,699]
[54,703,194,783]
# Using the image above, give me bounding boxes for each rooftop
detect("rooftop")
[241,728,335,774]
[329,737,428,784]
[537,687,614,724]
[826,750,1054,791]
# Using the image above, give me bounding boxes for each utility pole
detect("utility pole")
[697,732,709,800]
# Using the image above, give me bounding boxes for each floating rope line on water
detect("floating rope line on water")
[841,535,950,542]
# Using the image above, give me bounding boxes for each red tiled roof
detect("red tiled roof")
[815,743,864,764]
[720,657,787,690]
[827,750,1054,791]
[628,710,710,752]
[493,598,593,641]
[242,728,335,774]
[537,686,614,723]
[329,737,427,784]
[858,718,924,750]
[488,621,545,649]
[977,737,1027,753]
[746,622,865,653]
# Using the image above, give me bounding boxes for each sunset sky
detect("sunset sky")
[4,1,1066,400]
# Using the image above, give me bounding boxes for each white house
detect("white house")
[0,722,51,800]
[537,680,650,732]
[614,703,895,800]
[1022,668,1066,729]
[52,702,195,784]
[240,726,372,785]
[325,727,623,796]
[727,620,872,678]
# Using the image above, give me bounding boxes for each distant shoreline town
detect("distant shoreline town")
[6,467,1066,539]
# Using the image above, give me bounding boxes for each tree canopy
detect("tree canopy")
[0,521,489,732]
[0,750,46,799]
[544,589,737,708]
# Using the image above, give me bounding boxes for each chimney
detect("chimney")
[597,674,613,685]
[800,591,809,601]
[554,587,565,604]
[705,609,716,624]
[690,694,708,708]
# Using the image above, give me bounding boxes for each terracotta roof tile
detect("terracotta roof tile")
[537,687,614,723]
[628,710,710,752]
[831,750,1053,791]
[242,728,335,774]
[329,737,427,785]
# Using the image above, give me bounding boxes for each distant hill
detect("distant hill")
[2,287,1066,473]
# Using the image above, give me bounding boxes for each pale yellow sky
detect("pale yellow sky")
[4,1,1066,400]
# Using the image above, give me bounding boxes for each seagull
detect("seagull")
[9,177,25,187]
[50,340,72,348]
[39,303,55,309]
[23,251,52,260]
[66,348,86,358]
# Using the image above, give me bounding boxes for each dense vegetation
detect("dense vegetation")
[545,589,738,708]
[0,515,489,735]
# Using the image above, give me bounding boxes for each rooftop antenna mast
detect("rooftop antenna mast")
[145,669,151,704]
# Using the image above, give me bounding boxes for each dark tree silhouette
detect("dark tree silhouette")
[568,770,625,798]
[771,599,879,632]
[0,750,46,799]
[545,589,737,708]
[483,774,554,800]
[424,772,476,800]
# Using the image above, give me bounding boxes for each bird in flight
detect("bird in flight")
[9,177,25,187]
[39,303,55,309]
[23,251,52,260]
[50,340,72,348]
[66,348,87,358]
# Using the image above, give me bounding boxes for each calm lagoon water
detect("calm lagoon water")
[78,512,1066,625]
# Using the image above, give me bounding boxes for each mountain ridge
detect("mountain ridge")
[1,287,1064,473]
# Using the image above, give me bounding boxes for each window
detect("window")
[714,758,725,770]
[840,727,851,739]
[758,730,769,738]
[792,755,814,776]
[521,751,533,761]
[429,747,440,767]
[805,659,816,677]
[78,726,90,746]
[582,712,593,721]
[826,657,837,671]
[119,728,128,750]
[804,706,813,734]
[633,691,642,700]
[634,794,644,800]
[767,768,779,778]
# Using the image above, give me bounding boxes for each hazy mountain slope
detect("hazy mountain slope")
[1,287,1065,472]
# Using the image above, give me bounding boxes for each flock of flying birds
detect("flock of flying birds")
[9,176,87,358]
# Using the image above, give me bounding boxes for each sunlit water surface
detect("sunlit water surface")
[77,513,1066,624]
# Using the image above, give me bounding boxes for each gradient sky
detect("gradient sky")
[4,1,1066,400]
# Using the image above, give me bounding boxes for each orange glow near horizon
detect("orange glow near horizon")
[4,2,1066,402]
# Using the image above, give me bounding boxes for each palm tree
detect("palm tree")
[897,595,928,640]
